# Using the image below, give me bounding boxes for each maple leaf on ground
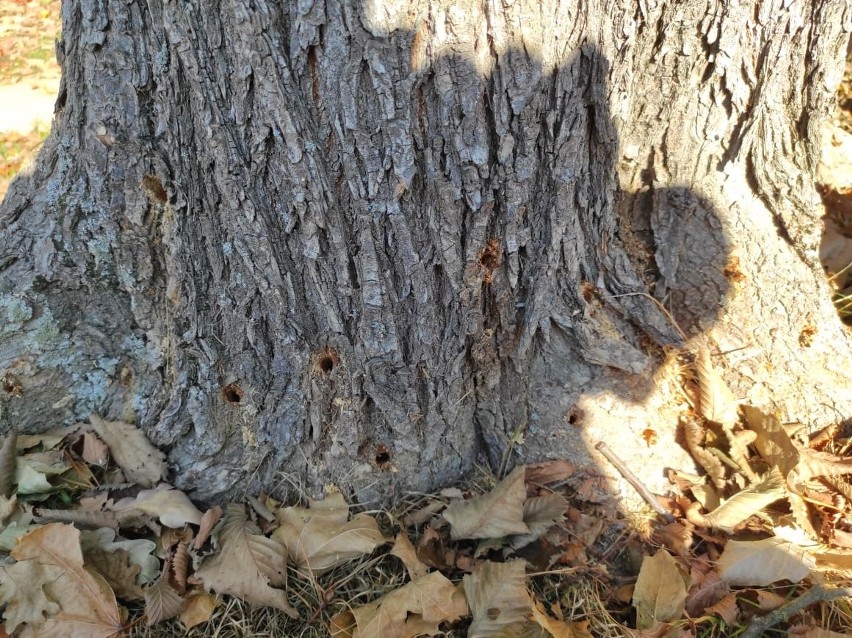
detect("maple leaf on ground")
[632,550,689,630]
[443,466,530,540]
[271,492,385,575]
[330,571,468,638]
[7,523,124,638]
[0,561,61,633]
[195,503,298,618]
[463,560,533,638]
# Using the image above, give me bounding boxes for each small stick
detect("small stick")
[740,585,852,638]
[594,441,675,524]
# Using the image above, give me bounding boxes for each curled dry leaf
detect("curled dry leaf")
[511,492,569,550]
[443,466,530,540]
[144,565,185,627]
[195,506,223,549]
[704,467,786,532]
[464,560,533,638]
[330,571,468,638]
[525,460,577,486]
[741,406,799,477]
[172,540,190,592]
[390,531,430,580]
[88,415,167,487]
[716,537,815,586]
[196,503,298,618]
[632,550,689,630]
[694,349,739,430]
[0,430,17,498]
[81,431,110,467]
[272,493,385,575]
[111,484,203,528]
[180,589,217,631]
[84,546,144,601]
[682,415,726,489]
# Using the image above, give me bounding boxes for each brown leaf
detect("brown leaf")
[742,406,799,477]
[684,568,728,618]
[84,547,144,601]
[111,484,203,528]
[10,523,124,637]
[511,493,569,549]
[80,432,110,467]
[0,430,18,498]
[694,349,739,430]
[272,493,385,574]
[464,560,533,638]
[88,415,167,487]
[180,589,217,630]
[682,415,726,489]
[525,461,577,486]
[632,551,689,629]
[195,503,297,618]
[330,571,468,638]
[444,466,530,540]
[195,506,223,549]
[790,447,852,486]
[172,540,190,592]
[144,573,185,626]
[0,561,61,633]
[704,467,786,532]
[716,538,815,586]
[705,592,739,625]
[654,522,694,557]
[530,600,594,637]
[390,531,430,580]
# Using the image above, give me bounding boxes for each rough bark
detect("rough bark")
[1,0,850,506]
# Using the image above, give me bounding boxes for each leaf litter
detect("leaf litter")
[0,346,851,637]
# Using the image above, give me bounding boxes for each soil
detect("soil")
[0,0,60,200]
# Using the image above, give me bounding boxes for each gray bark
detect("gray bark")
[1,0,850,506]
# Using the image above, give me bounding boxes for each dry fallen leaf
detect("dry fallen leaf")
[144,565,185,626]
[741,406,799,477]
[525,460,576,486]
[390,531,430,580]
[196,503,298,618]
[0,431,18,498]
[195,506,223,549]
[694,349,739,430]
[272,493,385,574]
[632,550,689,630]
[464,560,533,638]
[444,466,530,540]
[80,431,110,467]
[330,571,468,638]
[716,538,815,586]
[111,484,203,528]
[84,547,144,601]
[0,561,61,633]
[511,493,569,549]
[7,523,124,637]
[180,589,217,630]
[704,467,786,532]
[88,415,167,487]
[530,599,594,637]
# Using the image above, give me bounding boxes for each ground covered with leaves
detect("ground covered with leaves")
[1,348,851,637]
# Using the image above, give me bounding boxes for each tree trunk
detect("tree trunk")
[1,0,850,505]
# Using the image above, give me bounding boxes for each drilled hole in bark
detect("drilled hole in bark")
[478,238,501,270]
[222,383,243,405]
[141,175,168,204]
[312,347,341,375]
[374,444,391,469]
[565,407,584,427]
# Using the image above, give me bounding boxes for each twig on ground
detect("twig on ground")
[594,441,675,524]
[740,585,852,638]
